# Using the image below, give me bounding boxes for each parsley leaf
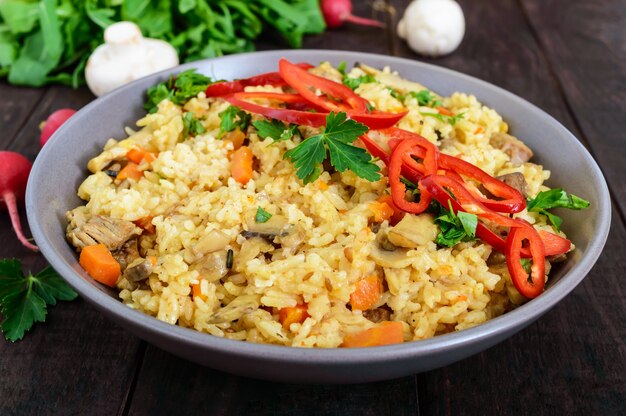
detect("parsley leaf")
[219,105,251,138]
[182,112,206,140]
[409,90,443,107]
[283,112,380,184]
[145,69,212,113]
[255,207,272,223]
[433,201,478,247]
[0,259,77,342]
[253,119,302,142]
[527,188,590,232]
[337,61,347,75]
[420,110,465,126]
[342,74,377,91]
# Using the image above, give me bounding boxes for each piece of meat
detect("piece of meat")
[496,172,528,198]
[113,238,140,271]
[363,307,392,323]
[123,258,154,282]
[490,132,533,165]
[67,215,141,251]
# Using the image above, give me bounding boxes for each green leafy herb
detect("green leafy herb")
[0,1,326,87]
[337,61,347,75]
[433,201,478,247]
[0,259,78,342]
[253,119,302,142]
[255,206,272,223]
[527,188,590,231]
[219,105,251,138]
[409,90,443,107]
[145,69,212,113]
[420,110,465,126]
[342,74,376,91]
[283,112,380,184]
[182,112,206,140]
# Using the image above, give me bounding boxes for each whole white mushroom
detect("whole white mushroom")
[85,21,179,97]
[397,0,465,57]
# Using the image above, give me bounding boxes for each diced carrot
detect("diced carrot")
[143,152,157,163]
[79,243,121,287]
[474,126,484,135]
[350,274,382,311]
[278,304,309,329]
[126,145,157,164]
[342,321,404,348]
[436,106,454,117]
[377,195,405,225]
[369,200,394,223]
[230,146,254,184]
[317,180,329,190]
[117,163,143,181]
[225,128,246,150]
[455,294,468,303]
[191,281,207,302]
[133,215,155,234]
[148,256,157,267]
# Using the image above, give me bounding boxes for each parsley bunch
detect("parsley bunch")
[145,69,212,113]
[182,112,206,140]
[253,119,302,142]
[0,259,77,342]
[337,62,377,91]
[527,188,590,232]
[433,201,478,247]
[283,112,381,184]
[219,105,251,138]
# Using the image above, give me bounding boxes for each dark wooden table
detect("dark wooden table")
[1,0,625,414]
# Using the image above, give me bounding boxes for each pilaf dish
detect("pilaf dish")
[65,59,589,348]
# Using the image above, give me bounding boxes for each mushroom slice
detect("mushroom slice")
[190,251,229,283]
[123,257,154,282]
[242,214,292,240]
[87,145,129,173]
[490,132,533,165]
[113,238,140,271]
[358,63,428,93]
[208,295,261,324]
[369,234,413,268]
[67,215,141,251]
[363,307,392,323]
[185,229,230,264]
[387,214,438,249]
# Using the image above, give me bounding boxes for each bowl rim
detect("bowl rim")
[27,49,611,364]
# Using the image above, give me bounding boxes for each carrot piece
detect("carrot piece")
[231,146,254,184]
[278,304,309,329]
[377,195,405,225]
[192,281,207,302]
[117,163,143,181]
[126,146,146,164]
[436,106,454,117]
[133,215,155,234]
[350,274,382,311]
[79,243,121,287]
[369,200,394,223]
[317,180,329,190]
[225,128,246,150]
[342,321,404,348]
[474,126,484,135]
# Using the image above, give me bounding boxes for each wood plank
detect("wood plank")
[0,85,46,147]
[0,84,144,416]
[387,0,626,413]
[520,0,626,212]
[127,346,418,416]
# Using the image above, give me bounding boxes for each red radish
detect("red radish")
[40,108,76,147]
[0,151,38,251]
[321,0,385,28]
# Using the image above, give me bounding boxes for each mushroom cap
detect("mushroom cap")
[397,0,465,57]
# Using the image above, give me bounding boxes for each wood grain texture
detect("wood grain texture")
[127,346,418,416]
[389,0,626,413]
[0,85,143,416]
[0,85,45,148]
[520,0,626,213]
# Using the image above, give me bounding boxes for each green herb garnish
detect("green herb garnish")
[182,112,206,140]
[0,259,78,342]
[145,69,212,113]
[342,74,377,91]
[253,119,302,142]
[527,188,590,232]
[420,111,465,126]
[283,112,380,184]
[255,206,272,223]
[433,201,478,247]
[219,105,251,138]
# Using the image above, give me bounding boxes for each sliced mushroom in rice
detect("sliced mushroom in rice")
[184,229,231,264]
[241,214,292,240]
[190,251,229,283]
[369,232,413,269]
[208,294,260,324]
[363,307,392,323]
[387,214,438,249]
[123,257,154,282]
[113,238,140,270]
[66,214,141,251]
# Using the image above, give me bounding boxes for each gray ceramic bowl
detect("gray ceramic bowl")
[27,50,610,383]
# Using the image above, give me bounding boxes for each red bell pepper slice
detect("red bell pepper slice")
[225,94,328,127]
[389,138,436,214]
[506,224,546,298]
[206,63,314,97]
[350,111,408,130]
[477,222,571,257]
[279,58,369,113]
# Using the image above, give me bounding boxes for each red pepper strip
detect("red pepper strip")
[383,128,438,175]
[389,138,436,214]
[350,111,409,130]
[361,135,422,183]
[206,63,314,97]
[279,58,369,113]
[226,94,327,127]
[233,92,314,104]
[436,155,526,213]
[506,225,546,298]
[476,223,571,257]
